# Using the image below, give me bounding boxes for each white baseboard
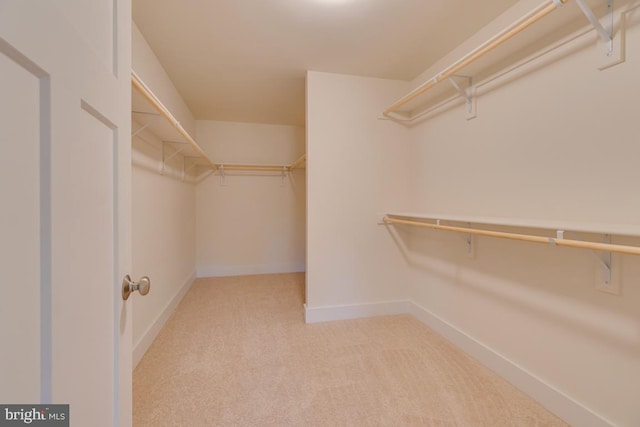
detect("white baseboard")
[408,302,613,427]
[304,300,410,324]
[196,262,305,278]
[133,272,196,368]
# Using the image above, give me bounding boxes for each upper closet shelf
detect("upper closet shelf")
[384,0,619,122]
[132,71,217,177]
[132,72,306,178]
[385,212,640,238]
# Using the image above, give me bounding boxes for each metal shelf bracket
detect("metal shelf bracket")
[575,0,614,56]
[131,111,160,137]
[183,156,199,171]
[219,164,227,186]
[462,223,474,257]
[447,75,476,120]
[131,122,151,138]
[161,141,188,175]
[559,230,613,286]
[436,219,475,256]
[183,155,201,181]
[590,234,612,284]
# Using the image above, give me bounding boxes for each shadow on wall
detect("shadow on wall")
[384,223,640,356]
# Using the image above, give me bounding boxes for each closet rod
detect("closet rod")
[384,0,568,116]
[217,164,287,172]
[383,216,640,256]
[289,154,307,171]
[131,71,218,171]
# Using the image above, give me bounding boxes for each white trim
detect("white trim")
[133,272,196,368]
[197,262,305,278]
[408,302,614,427]
[304,300,410,324]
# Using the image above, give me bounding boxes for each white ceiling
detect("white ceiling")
[132,0,520,126]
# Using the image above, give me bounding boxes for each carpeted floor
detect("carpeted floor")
[133,273,567,426]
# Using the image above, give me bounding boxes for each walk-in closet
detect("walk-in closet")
[2,1,638,425]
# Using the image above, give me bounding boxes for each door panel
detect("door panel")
[0,42,43,404]
[52,95,117,425]
[0,2,132,425]
[59,0,117,73]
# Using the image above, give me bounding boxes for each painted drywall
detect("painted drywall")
[131,22,197,366]
[305,71,411,311]
[132,23,196,136]
[131,132,196,366]
[401,1,640,425]
[195,121,306,277]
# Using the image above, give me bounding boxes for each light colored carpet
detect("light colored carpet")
[133,273,567,426]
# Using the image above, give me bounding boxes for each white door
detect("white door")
[0,2,133,426]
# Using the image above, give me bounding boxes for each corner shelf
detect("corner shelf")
[131,71,307,182]
[131,71,216,182]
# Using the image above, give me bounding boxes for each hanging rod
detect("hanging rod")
[131,71,218,171]
[132,71,307,176]
[384,0,569,116]
[383,216,640,256]
[219,152,307,173]
[214,154,306,173]
[215,164,288,172]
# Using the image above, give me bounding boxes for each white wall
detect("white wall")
[305,71,411,320]
[195,121,306,277]
[131,23,197,366]
[402,1,640,426]
[132,23,196,137]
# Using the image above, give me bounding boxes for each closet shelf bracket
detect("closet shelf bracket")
[575,0,614,56]
[183,156,199,172]
[131,114,159,138]
[161,140,188,176]
[131,111,160,138]
[439,219,475,256]
[462,223,474,257]
[556,230,612,284]
[446,75,475,119]
[589,234,612,284]
[281,166,288,186]
[183,156,203,182]
[219,164,227,186]
[163,143,187,161]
